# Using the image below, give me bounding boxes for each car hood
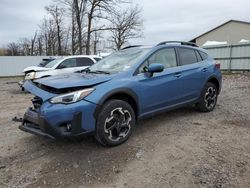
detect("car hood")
[23,66,52,73]
[34,73,113,89]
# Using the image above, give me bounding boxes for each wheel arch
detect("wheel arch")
[206,76,220,94]
[94,88,139,119]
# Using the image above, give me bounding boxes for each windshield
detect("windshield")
[45,58,62,68]
[88,48,149,73]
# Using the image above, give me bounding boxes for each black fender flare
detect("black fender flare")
[199,75,221,99]
[94,88,139,118]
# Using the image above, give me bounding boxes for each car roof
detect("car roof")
[124,41,199,49]
[62,55,101,59]
[124,41,207,53]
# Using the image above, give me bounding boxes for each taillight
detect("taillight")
[215,61,220,69]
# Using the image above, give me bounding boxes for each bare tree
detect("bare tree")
[92,31,102,54]
[19,38,30,55]
[45,5,65,55]
[17,32,37,56]
[56,0,117,55]
[71,6,77,54]
[109,6,143,50]
[54,0,87,55]
[85,0,120,55]
[3,0,143,56]
[39,17,58,56]
[73,0,88,54]
[37,34,43,56]
[7,42,19,56]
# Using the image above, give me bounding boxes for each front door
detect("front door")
[135,48,183,115]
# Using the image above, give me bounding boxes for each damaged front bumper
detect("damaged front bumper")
[19,80,97,139]
[18,79,25,90]
[19,106,96,139]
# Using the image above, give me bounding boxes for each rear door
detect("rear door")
[136,47,183,114]
[75,57,95,71]
[177,47,207,101]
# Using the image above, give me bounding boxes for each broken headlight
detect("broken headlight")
[50,88,95,104]
[25,72,36,80]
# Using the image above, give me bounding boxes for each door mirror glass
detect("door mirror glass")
[147,63,164,73]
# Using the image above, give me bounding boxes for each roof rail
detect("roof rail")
[156,41,198,47]
[121,45,143,50]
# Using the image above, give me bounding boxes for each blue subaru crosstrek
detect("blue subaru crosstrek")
[20,41,222,146]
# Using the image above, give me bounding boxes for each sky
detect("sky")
[0,0,250,47]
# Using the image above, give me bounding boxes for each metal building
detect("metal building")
[190,20,250,46]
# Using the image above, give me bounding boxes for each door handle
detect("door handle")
[174,72,182,78]
[202,68,208,72]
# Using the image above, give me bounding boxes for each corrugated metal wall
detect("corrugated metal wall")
[0,56,53,76]
[204,43,250,71]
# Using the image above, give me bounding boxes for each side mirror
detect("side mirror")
[145,63,164,77]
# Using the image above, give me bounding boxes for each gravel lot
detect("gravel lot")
[0,74,250,188]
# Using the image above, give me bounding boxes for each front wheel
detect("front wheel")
[95,100,135,146]
[196,82,218,112]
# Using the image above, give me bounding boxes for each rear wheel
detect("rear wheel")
[196,82,218,112]
[95,100,135,146]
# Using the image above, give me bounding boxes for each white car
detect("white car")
[23,55,101,81]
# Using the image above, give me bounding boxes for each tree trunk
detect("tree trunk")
[38,38,42,55]
[86,2,95,55]
[74,0,83,54]
[71,8,75,55]
[31,32,37,56]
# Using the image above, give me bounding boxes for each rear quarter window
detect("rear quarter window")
[198,51,208,60]
[178,48,198,65]
[195,50,202,62]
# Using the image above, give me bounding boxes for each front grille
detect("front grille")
[32,96,43,109]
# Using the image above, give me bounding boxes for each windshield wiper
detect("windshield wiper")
[80,68,110,74]
[89,70,110,74]
[82,68,90,72]
[86,70,110,74]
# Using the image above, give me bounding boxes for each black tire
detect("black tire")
[95,100,135,146]
[196,82,218,112]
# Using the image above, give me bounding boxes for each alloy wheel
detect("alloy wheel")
[204,86,217,110]
[104,107,132,142]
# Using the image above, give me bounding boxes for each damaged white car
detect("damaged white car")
[19,55,101,89]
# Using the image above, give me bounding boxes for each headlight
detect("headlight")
[25,72,36,80]
[50,88,95,104]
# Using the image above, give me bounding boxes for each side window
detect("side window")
[76,58,94,67]
[195,50,202,62]
[148,48,177,68]
[57,58,76,69]
[139,48,177,73]
[178,48,198,65]
[199,51,208,60]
